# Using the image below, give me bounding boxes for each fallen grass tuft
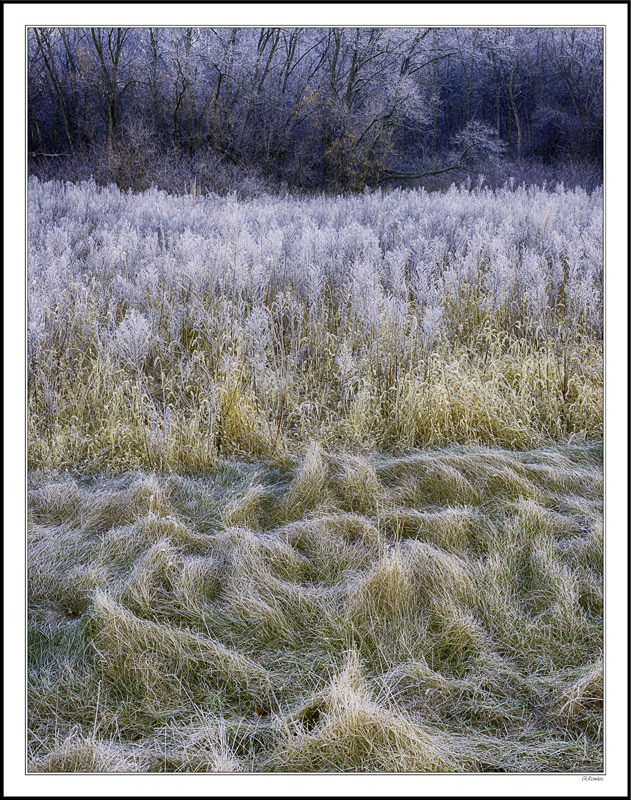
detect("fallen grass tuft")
[273,650,457,772]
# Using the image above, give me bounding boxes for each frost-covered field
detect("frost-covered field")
[27,178,603,772]
[28,178,602,469]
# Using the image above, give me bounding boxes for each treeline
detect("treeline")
[28,26,603,193]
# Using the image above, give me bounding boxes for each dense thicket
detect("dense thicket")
[28,27,603,193]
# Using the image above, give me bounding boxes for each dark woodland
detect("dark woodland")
[28,26,603,193]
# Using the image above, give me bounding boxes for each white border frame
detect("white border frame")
[5,3,628,797]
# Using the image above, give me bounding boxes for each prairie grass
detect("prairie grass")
[27,321,602,472]
[28,444,603,772]
[28,178,602,472]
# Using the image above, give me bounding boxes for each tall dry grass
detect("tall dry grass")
[27,178,602,472]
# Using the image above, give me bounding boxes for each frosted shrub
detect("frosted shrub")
[422,306,444,343]
[113,310,153,369]
[383,247,410,298]
[350,258,384,326]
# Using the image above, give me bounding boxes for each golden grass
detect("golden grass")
[28,444,603,772]
[28,295,602,473]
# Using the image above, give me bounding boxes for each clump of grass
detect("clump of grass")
[553,660,603,733]
[280,513,383,582]
[273,650,457,772]
[379,506,487,554]
[120,538,182,619]
[135,512,210,550]
[222,484,271,529]
[346,546,418,628]
[405,539,474,613]
[282,440,331,517]
[335,454,384,514]
[149,717,243,773]
[173,556,224,615]
[29,727,144,773]
[90,590,272,699]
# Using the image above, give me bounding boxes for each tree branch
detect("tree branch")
[377,163,466,183]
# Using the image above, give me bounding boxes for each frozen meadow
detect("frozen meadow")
[28,177,603,773]
[28,177,602,470]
